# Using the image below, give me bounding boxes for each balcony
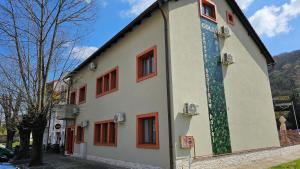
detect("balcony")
[54,104,79,120]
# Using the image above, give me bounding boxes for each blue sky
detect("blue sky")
[76,0,300,60]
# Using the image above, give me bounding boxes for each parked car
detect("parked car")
[0,163,18,169]
[0,147,14,160]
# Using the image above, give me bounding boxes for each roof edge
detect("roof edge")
[226,0,275,64]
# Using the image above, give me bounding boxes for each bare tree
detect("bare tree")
[0,89,22,150]
[0,0,95,166]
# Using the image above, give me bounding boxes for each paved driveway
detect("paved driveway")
[190,145,300,169]
[14,153,129,169]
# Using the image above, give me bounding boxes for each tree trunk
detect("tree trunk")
[29,127,45,166]
[14,126,31,160]
[6,129,15,150]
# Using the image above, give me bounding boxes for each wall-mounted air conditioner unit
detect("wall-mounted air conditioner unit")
[218,26,231,38]
[114,112,126,123]
[222,53,234,65]
[73,107,80,116]
[81,120,89,128]
[89,62,97,71]
[183,103,199,116]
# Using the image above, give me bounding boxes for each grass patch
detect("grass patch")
[270,159,300,169]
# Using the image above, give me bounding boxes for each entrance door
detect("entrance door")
[66,127,74,154]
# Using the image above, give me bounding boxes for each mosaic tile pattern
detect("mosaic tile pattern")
[200,18,232,155]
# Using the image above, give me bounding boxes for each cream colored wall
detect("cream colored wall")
[70,10,170,168]
[211,0,280,152]
[167,0,279,159]
[168,0,213,159]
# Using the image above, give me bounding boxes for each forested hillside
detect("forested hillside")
[269,50,300,96]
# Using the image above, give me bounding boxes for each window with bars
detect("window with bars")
[96,67,118,97]
[137,46,157,82]
[94,120,117,146]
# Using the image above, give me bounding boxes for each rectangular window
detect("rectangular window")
[76,126,84,144]
[96,67,119,97]
[137,112,159,149]
[226,11,235,25]
[78,85,87,104]
[136,46,157,82]
[200,0,217,22]
[70,91,76,105]
[94,120,117,146]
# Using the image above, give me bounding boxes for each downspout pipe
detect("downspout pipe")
[158,1,175,168]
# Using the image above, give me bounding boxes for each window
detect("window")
[96,67,119,97]
[78,85,87,104]
[226,11,235,25]
[94,120,117,146]
[136,112,159,149]
[70,91,76,105]
[200,0,217,22]
[136,46,157,82]
[76,126,84,144]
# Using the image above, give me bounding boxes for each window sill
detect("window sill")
[137,144,159,149]
[76,141,84,144]
[96,88,118,98]
[137,72,157,83]
[78,100,86,105]
[200,14,217,23]
[94,143,117,147]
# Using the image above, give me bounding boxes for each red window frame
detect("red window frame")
[70,90,77,105]
[199,0,217,23]
[136,112,159,149]
[96,67,119,98]
[226,10,235,25]
[78,85,87,104]
[136,46,157,82]
[94,120,117,147]
[76,126,84,144]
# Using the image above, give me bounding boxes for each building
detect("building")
[62,0,280,168]
[43,80,68,148]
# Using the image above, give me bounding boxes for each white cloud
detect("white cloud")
[120,0,156,17]
[236,0,254,10]
[84,0,107,8]
[71,46,98,60]
[249,0,300,37]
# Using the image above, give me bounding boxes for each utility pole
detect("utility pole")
[291,101,299,135]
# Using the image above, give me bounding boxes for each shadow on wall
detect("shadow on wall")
[174,113,192,158]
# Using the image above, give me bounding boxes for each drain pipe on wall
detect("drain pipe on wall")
[158,1,175,169]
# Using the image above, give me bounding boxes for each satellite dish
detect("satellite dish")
[89,62,97,71]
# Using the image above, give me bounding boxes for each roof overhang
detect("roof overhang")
[68,0,274,78]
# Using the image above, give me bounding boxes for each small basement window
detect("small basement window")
[94,120,117,146]
[96,67,118,97]
[76,126,84,144]
[227,11,235,25]
[200,0,217,22]
[137,112,159,149]
[70,91,76,105]
[136,46,157,82]
[78,85,87,104]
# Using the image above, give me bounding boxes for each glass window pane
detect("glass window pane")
[143,119,150,143]
[152,119,156,144]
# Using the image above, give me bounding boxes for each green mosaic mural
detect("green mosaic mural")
[200,18,232,155]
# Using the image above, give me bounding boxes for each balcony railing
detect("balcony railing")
[54,104,79,120]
